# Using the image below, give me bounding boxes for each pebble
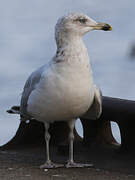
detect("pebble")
[44,169,48,172]
[8,168,13,170]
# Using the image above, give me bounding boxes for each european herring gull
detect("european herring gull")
[10,13,112,168]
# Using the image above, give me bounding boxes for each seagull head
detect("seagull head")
[55,13,112,37]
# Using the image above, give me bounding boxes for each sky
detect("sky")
[0,0,135,145]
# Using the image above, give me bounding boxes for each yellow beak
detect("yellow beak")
[92,22,112,31]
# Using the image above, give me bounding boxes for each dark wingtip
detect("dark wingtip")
[7,106,20,114]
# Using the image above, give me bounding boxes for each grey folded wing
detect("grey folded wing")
[20,66,44,120]
[6,69,42,120]
[82,85,102,120]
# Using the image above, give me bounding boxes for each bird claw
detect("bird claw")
[65,161,93,168]
[40,161,64,169]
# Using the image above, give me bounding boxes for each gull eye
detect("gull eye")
[78,18,87,24]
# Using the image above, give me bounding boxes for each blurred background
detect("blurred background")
[1,0,135,146]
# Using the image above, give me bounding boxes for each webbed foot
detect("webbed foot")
[40,160,64,169]
[65,161,93,168]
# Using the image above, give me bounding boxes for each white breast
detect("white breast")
[27,59,94,123]
[27,39,95,123]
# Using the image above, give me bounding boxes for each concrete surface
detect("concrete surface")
[0,143,135,180]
